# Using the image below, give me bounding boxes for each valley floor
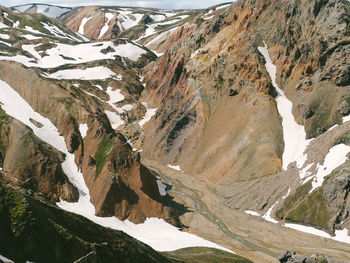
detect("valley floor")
[142,159,350,263]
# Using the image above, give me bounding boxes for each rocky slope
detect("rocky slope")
[0,6,178,225]
[61,6,194,41]
[11,4,71,18]
[1,0,350,262]
[139,0,350,249]
[0,180,175,263]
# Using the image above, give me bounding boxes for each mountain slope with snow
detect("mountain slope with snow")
[1,0,350,262]
[12,4,71,18]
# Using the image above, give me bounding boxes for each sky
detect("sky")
[2,0,233,9]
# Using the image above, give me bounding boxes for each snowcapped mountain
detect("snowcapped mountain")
[0,0,350,262]
[11,3,71,18]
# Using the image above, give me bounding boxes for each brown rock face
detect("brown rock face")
[140,0,349,187]
[1,117,78,203]
[81,120,176,224]
[0,59,177,224]
[62,6,108,40]
[141,3,284,184]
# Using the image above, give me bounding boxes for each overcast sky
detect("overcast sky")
[2,0,232,9]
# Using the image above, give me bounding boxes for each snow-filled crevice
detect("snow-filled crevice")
[258,43,310,171]
[258,44,350,244]
[0,80,232,253]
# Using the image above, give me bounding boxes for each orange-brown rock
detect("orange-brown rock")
[81,119,177,224]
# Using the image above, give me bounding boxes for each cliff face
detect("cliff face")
[142,0,349,178]
[141,1,285,184]
[140,0,350,234]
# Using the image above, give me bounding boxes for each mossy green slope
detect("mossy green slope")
[0,182,174,263]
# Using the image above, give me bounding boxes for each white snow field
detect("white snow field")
[0,79,233,253]
[262,202,279,224]
[244,210,260,216]
[22,34,42,40]
[104,87,125,129]
[117,8,144,30]
[78,17,92,35]
[45,66,116,80]
[0,22,8,29]
[0,254,14,263]
[0,41,147,68]
[139,102,158,128]
[285,223,350,244]
[0,33,10,40]
[104,110,124,129]
[13,4,71,18]
[41,22,81,42]
[308,144,350,192]
[258,43,309,171]
[98,13,115,39]
[79,123,88,139]
[167,164,182,171]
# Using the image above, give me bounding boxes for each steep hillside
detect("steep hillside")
[0,181,173,263]
[61,6,193,41]
[1,0,350,262]
[137,0,350,259]
[0,5,177,225]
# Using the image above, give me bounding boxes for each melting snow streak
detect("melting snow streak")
[258,43,309,171]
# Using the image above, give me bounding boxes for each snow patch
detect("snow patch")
[45,66,116,80]
[0,22,8,29]
[203,15,215,20]
[282,188,291,199]
[139,102,157,128]
[262,202,278,223]
[22,34,42,40]
[284,223,350,244]
[117,9,143,30]
[167,164,182,171]
[106,87,124,104]
[0,33,9,40]
[309,144,350,193]
[98,13,114,39]
[0,254,14,263]
[105,110,124,129]
[13,41,147,68]
[0,40,11,47]
[258,43,310,171]
[24,26,44,35]
[244,210,260,216]
[78,17,91,35]
[122,104,133,111]
[79,123,88,139]
[216,3,232,10]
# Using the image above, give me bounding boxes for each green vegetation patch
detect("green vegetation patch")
[285,187,331,230]
[276,181,312,219]
[0,183,171,263]
[0,108,9,164]
[163,247,252,263]
[95,134,117,176]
